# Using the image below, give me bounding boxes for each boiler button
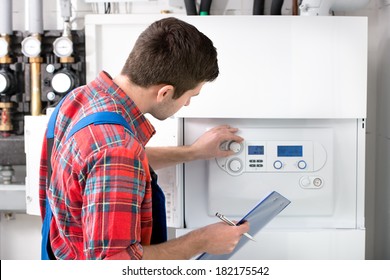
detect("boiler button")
[297,160,307,169]
[300,177,311,188]
[313,177,323,187]
[273,160,283,170]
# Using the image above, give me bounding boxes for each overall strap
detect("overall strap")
[66,112,132,141]
[41,108,132,260]
[42,96,68,260]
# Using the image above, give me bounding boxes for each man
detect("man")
[39,17,249,260]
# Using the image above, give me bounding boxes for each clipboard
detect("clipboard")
[196,191,291,260]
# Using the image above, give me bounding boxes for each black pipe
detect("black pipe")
[253,0,265,15]
[199,0,212,15]
[184,0,197,15]
[270,0,284,15]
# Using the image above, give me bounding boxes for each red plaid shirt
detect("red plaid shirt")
[39,71,155,259]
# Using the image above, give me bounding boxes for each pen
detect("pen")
[215,212,256,242]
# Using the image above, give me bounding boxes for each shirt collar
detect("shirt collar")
[94,71,156,146]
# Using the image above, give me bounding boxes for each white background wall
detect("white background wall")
[1,0,389,260]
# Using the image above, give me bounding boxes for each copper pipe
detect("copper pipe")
[60,56,75,64]
[30,56,43,116]
[293,0,299,15]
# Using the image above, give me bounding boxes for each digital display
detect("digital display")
[277,145,303,157]
[248,145,264,155]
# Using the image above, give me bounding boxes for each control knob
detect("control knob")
[228,158,243,173]
[220,141,243,153]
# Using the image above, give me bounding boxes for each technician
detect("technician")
[39,17,249,260]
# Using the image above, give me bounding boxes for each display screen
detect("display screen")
[277,145,303,157]
[248,145,264,155]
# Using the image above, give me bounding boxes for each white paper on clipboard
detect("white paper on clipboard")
[196,191,291,260]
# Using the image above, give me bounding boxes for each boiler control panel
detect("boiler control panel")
[216,132,327,176]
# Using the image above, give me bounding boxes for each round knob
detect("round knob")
[228,141,242,153]
[297,160,307,170]
[228,158,242,172]
[273,160,283,170]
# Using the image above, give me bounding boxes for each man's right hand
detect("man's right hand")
[199,221,250,255]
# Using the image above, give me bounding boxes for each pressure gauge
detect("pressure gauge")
[0,38,9,57]
[0,73,9,92]
[53,37,73,58]
[21,36,41,57]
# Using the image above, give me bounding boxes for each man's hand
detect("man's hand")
[190,125,244,160]
[141,221,250,259]
[199,221,250,255]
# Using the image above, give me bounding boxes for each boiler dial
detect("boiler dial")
[229,141,242,153]
[228,158,243,173]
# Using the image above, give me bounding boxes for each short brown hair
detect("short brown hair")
[121,17,219,99]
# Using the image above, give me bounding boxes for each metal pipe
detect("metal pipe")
[29,0,44,34]
[0,0,12,35]
[30,56,42,116]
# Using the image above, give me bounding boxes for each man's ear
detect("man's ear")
[156,85,174,103]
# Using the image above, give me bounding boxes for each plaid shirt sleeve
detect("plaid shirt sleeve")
[81,145,149,260]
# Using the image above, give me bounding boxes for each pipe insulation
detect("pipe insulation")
[199,0,212,15]
[28,0,44,34]
[0,0,12,35]
[184,0,197,15]
[271,0,284,15]
[253,0,265,15]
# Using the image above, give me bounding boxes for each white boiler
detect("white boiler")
[82,14,367,259]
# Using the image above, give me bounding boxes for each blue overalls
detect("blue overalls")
[41,96,167,259]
